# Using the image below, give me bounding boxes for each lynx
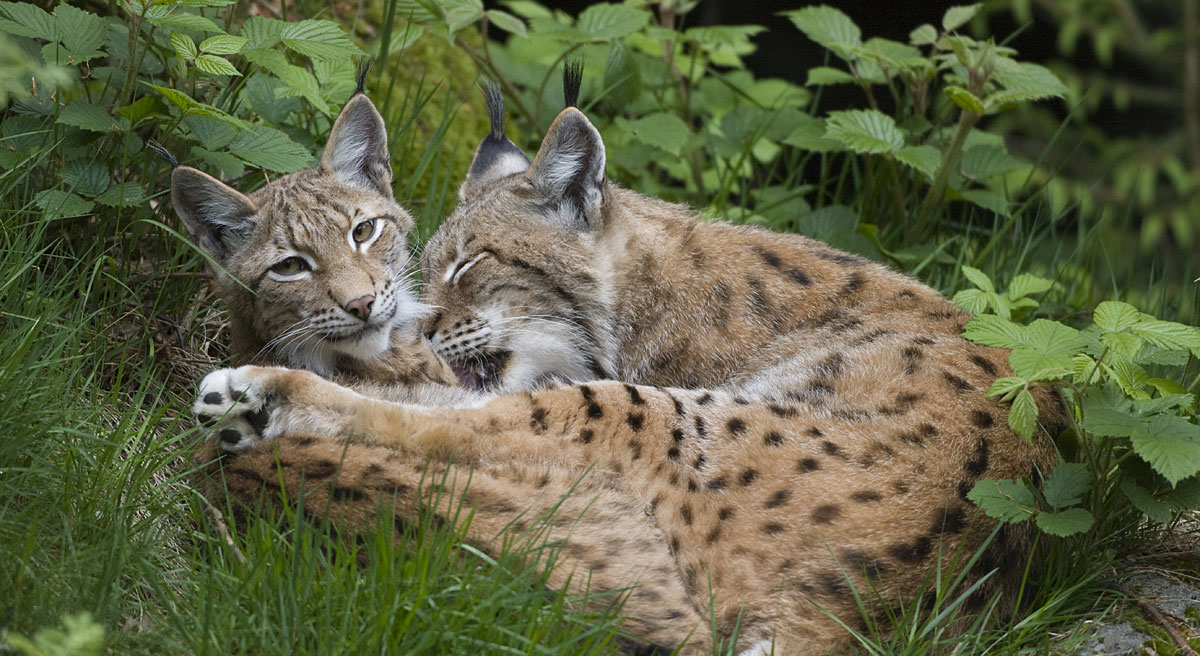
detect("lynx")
[190,90,1064,654]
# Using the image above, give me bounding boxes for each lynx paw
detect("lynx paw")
[194,367,274,453]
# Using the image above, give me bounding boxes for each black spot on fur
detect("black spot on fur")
[820,352,845,377]
[965,439,990,476]
[822,441,844,458]
[726,417,747,436]
[578,429,594,444]
[332,486,368,502]
[851,490,883,503]
[817,571,848,596]
[787,268,811,285]
[970,354,998,376]
[705,526,722,544]
[812,504,841,523]
[707,476,728,491]
[687,479,699,493]
[667,446,681,460]
[627,412,645,431]
[941,370,973,392]
[753,245,783,268]
[530,407,549,432]
[901,346,923,375]
[307,460,338,478]
[913,336,936,345]
[693,453,706,469]
[739,468,759,486]
[718,506,735,521]
[807,426,824,437]
[697,392,713,405]
[840,271,865,295]
[768,404,797,418]
[694,416,707,439]
[203,392,223,405]
[957,480,972,502]
[762,522,786,535]
[971,409,995,428]
[765,489,790,508]
[670,395,685,416]
[628,438,643,460]
[680,504,693,526]
[798,458,820,473]
[587,402,604,419]
[888,536,933,564]
[671,428,685,443]
[841,549,888,578]
[624,384,645,405]
[932,507,967,535]
[764,431,784,447]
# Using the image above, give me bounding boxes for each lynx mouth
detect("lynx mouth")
[449,349,511,391]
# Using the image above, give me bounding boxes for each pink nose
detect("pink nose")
[345,294,375,320]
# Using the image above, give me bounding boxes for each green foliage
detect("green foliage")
[960,267,1200,539]
[4,613,104,656]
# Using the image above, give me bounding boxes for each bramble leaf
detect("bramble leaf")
[577,3,649,39]
[241,16,284,49]
[806,66,858,86]
[1041,462,1091,508]
[824,109,904,154]
[960,265,994,293]
[909,24,937,46]
[1121,479,1173,524]
[968,478,1036,522]
[171,32,198,60]
[55,3,106,56]
[1034,508,1094,537]
[1093,301,1140,333]
[229,125,313,173]
[59,161,109,197]
[280,19,362,61]
[1132,319,1200,357]
[785,6,862,58]
[1008,388,1038,440]
[946,85,984,113]
[1007,273,1053,301]
[963,314,1026,350]
[35,189,93,219]
[1080,406,1140,438]
[942,4,982,32]
[1129,414,1200,486]
[0,2,58,41]
[894,145,941,180]
[622,113,690,156]
[487,9,526,38]
[199,34,247,55]
[96,183,146,208]
[57,100,119,133]
[194,53,240,76]
[952,288,990,314]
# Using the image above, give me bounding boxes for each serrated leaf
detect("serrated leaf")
[229,125,313,173]
[241,73,298,123]
[96,183,146,208]
[1130,414,1200,486]
[824,109,904,154]
[1100,331,1143,360]
[172,0,238,6]
[0,2,58,41]
[1008,388,1038,440]
[1009,319,1086,379]
[993,62,1068,100]
[184,114,237,150]
[145,8,223,33]
[909,24,937,46]
[59,160,109,197]
[1034,508,1094,537]
[963,314,1026,349]
[960,144,1026,181]
[199,34,247,55]
[35,189,93,219]
[242,49,328,115]
[55,3,106,55]
[1121,479,1173,523]
[968,478,1036,523]
[805,66,858,86]
[241,16,284,49]
[1041,462,1090,509]
[57,100,119,132]
[960,265,994,293]
[957,189,1012,217]
[622,112,690,156]
[577,3,648,39]
[893,145,941,180]
[946,85,984,113]
[942,4,982,32]
[1134,393,1195,415]
[1103,356,1151,398]
[171,32,198,60]
[1092,301,1140,333]
[1132,319,1200,356]
[785,5,861,58]
[444,0,484,33]
[144,82,250,128]
[987,377,1026,401]
[783,115,844,153]
[1007,273,1053,301]
[194,53,240,76]
[190,145,245,179]
[952,288,990,314]
[280,19,362,61]
[1071,353,1101,385]
[487,9,525,38]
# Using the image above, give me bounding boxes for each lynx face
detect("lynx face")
[420,103,615,392]
[173,95,428,373]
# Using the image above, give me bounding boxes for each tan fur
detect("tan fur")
[194,108,1065,654]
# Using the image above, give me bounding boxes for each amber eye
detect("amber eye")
[352,219,377,244]
[270,256,309,276]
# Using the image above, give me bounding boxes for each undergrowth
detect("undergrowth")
[0,1,1197,654]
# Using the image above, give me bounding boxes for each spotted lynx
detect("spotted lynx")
[192,89,1064,654]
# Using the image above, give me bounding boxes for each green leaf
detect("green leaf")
[1129,414,1200,486]
[960,265,994,293]
[1100,331,1143,360]
[241,16,284,49]
[989,62,1069,109]
[444,0,484,33]
[194,53,240,76]
[229,125,313,173]
[171,32,198,60]
[945,85,984,113]
[1041,462,1091,509]
[1093,301,1140,333]
[952,288,990,314]
[145,7,223,33]
[960,144,1026,181]
[1008,319,1086,379]
[1131,319,1200,356]
[957,189,1012,217]
[242,49,328,115]
[190,145,245,179]
[783,116,844,153]
[1008,388,1038,440]
[55,3,106,55]
[35,189,93,219]
[1121,479,1173,524]
[824,109,904,154]
[909,24,938,46]
[199,34,247,55]
[577,4,649,39]
[784,6,861,58]
[144,82,250,129]
[0,2,58,41]
[1007,274,1053,301]
[963,314,1026,350]
[622,112,690,156]
[942,4,982,32]
[59,161,109,197]
[893,145,941,180]
[95,183,146,208]
[57,100,119,132]
[968,478,1036,523]
[1081,406,1140,438]
[184,114,237,150]
[1034,508,1094,537]
[280,19,362,61]
[805,66,858,86]
[487,9,525,38]
[987,376,1026,401]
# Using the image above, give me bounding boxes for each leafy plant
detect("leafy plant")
[958,267,1200,537]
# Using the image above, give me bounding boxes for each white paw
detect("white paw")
[193,367,273,453]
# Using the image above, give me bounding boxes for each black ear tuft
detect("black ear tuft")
[320,94,392,196]
[147,139,179,168]
[562,59,583,108]
[355,58,373,96]
[171,167,258,261]
[459,82,532,201]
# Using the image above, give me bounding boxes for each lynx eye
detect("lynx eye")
[270,256,309,277]
[351,218,378,244]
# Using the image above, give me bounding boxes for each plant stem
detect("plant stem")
[915,108,978,235]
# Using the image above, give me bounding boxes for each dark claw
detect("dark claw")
[197,413,217,427]
[219,429,242,444]
[203,392,224,405]
[247,406,270,434]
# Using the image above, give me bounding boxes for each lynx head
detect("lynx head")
[172,94,426,374]
[421,84,619,392]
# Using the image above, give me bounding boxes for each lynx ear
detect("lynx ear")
[172,166,257,261]
[526,107,606,231]
[321,94,392,196]
[459,84,530,202]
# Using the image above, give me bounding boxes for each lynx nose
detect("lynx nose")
[345,294,375,320]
